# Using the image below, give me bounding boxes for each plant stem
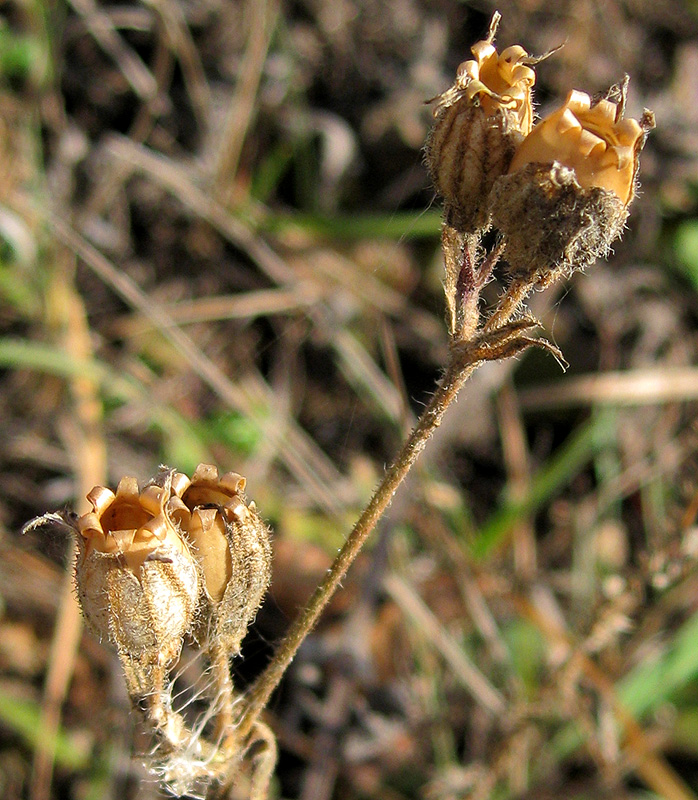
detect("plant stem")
[234,264,534,745]
[235,356,479,739]
[483,277,533,334]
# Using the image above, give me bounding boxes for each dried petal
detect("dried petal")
[508,86,652,205]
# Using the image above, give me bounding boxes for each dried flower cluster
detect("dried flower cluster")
[425,12,536,234]
[32,463,272,787]
[425,12,655,325]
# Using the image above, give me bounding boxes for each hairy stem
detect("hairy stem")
[210,643,235,743]
[484,277,534,334]
[235,355,479,740]
[233,260,533,746]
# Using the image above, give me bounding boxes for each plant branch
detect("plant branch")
[234,257,538,747]
[235,354,480,740]
[484,277,535,334]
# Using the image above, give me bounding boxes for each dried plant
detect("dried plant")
[27,465,274,797]
[26,11,655,800]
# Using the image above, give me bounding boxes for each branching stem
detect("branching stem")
[483,277,533,334]
[234,271,536,747]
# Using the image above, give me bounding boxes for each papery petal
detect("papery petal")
[507,87,650,205]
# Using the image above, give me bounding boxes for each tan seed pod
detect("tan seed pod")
[425,12,537,232]
[490,81,655,284]
[169,463,272,657]
[74,475,199,700]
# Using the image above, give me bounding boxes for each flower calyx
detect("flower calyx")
[169,463,272,657]
[425,12,539,232]
[73,474,199,699]
[490,77,655,284]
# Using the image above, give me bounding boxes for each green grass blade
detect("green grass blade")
[0,691,90,770]
[472,414,614,559]
[672,219,698,291]
[260,209,443,240]
[618,610,698,718]
[0,338,106,382]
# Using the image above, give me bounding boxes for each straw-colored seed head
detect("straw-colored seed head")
[425,14,536,232]
[491,81,654,282]
[170,464,272,656]
[74,475,199,695]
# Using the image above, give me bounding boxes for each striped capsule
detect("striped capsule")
[425,13,536,232]
[169,464,272,657]
[74,476,199,698]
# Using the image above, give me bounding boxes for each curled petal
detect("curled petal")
[77,511,105,538]
[86,485,115,518]
[191,463,219,485]
[115,475,139,499]
[509,86,653,205]
[170,471,190,497]
[139,484,166,516]
[219,471,246,494]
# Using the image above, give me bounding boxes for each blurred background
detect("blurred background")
[2,0,698,798]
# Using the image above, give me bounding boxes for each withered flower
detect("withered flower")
[490,81,655,284]
[169,464,272,657]
[425,12,537,232]
[74,475,199,699]
[508,88,645,203]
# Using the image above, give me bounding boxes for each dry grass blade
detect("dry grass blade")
[66,0,158,100]
[384,573,506,716]
[113,287,318,335]
[311,308,406,423]
[142,0,212,127]
[212,0,280,202]
[50,216,356,513]
[519,367,698,409]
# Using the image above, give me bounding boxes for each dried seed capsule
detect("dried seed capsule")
[490,81,655,285]
[169,464,272,657]
[74,475,199,700]
[425,12,537,232]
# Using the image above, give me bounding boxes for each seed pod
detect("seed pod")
[425,12,537,232]
[490,81,655,285]
[169,464,272,657]
[74,475,199,699]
